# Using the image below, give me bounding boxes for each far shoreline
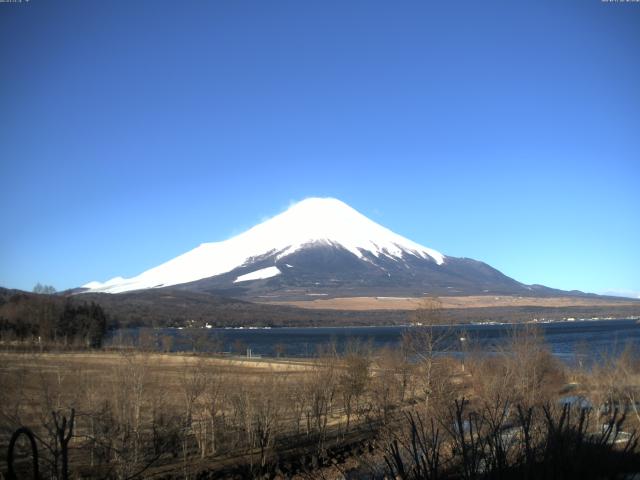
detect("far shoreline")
[134,316,640,331]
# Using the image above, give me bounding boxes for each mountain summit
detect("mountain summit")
[83,197,560,299]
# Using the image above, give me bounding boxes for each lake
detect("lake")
[109,318,640,363]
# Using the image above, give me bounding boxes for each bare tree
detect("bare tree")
[274,342,286,358]
[305,355,338,453]
[251,372,286,471]
[201,362,227,456]
[185,328,211,353]
[108,352,151,478]
[138,328,158,352]
[403,296,455,411]
[339,340,371,433]
[371,347,404,423]
[179,358,206,476]
[161,334,174,353]
[506,325,564,408]
[616,344,640,428]
[33,283,57,294]
[232,338,248,356]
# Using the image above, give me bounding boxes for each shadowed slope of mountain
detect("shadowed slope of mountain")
[171,245,540,300]
[82,197,587,300]
[82,197,445,295]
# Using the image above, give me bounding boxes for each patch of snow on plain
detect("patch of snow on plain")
[233,266,281,283]
[84,197,445,293]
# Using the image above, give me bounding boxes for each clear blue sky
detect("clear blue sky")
[1,0,638,297]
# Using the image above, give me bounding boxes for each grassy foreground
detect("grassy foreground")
[1,328,640,479]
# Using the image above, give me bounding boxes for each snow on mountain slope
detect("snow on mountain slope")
[83,197,445,294]
[234,266,281,283]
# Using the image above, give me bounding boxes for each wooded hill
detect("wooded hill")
[1,287,639,334]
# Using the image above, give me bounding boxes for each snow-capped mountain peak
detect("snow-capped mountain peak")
[83,197,445,294]
[244,197,444,263]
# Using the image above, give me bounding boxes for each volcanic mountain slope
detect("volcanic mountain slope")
[83,197,579,300]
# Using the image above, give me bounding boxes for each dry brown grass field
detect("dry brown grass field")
[1,330,639,479]
[0,348,422,478]
[263,294,640,311]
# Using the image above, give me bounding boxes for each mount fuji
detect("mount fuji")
[82,197,565,300]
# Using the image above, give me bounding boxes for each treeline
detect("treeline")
[0,292,107,347]
[1,287,639,331]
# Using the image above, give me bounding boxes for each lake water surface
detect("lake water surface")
[111,319,640,363]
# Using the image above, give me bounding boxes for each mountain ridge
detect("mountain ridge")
[83,197,446,294]
[81,198,596,300]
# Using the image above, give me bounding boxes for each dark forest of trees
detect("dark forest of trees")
[0,292,107,347]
